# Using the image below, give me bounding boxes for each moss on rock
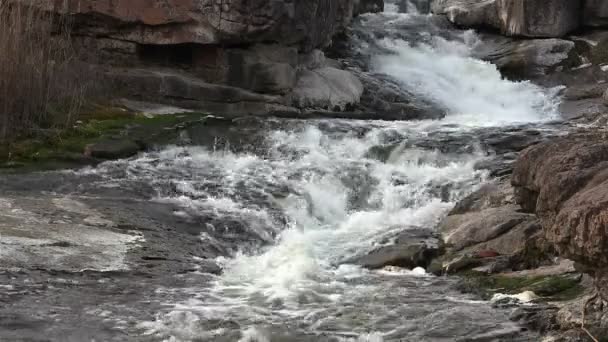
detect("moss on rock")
[0,104,211,172]
[456,272,584,301]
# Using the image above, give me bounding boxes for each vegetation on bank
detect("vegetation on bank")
[455,271,585,302]
[0,2,90,143]
[0,104,210,171]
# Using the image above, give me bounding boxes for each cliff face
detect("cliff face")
[27,0,358,51]
[12,0,380,115]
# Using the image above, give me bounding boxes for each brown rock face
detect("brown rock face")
[512,132,608,297]
[20,0,356,51]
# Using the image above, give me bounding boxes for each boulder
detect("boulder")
[291,67,364,110]
[512,132,608,299]
[432,0,581,38]
[439,204,534,251]
[344,228,442,269]
[475,35,575,79]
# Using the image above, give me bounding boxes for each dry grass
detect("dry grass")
[0,1,86,142]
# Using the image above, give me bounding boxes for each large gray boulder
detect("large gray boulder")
[475,35,575,78]
[432,0,581,38]
[439,204,534,251]
[291,67,364,110]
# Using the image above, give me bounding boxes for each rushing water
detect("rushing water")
[20,4,562,342]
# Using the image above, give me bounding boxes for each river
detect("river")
[0,2,563,342]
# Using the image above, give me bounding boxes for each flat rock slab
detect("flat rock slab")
[0,196,143,272]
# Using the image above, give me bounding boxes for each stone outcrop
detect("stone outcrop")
[475,34,575,79]
[432,0,581,38]
[512,131,608,300]
[432,178,552,274]
[25,0,358,51]
[13,0,369,115]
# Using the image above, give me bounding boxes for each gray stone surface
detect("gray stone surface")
[432,0,581,38]
[291,67,364,110]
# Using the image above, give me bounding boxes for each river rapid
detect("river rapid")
[0,2,565,342]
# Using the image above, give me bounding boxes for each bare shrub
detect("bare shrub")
[0,1,85,142]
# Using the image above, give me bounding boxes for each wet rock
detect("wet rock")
[449,179,514,215]
[440,204,534,251]
[432,0,581,38]
[345,228,442,270]
[475,34,575,79]
[355,71,446,120]
[84,139,141,159]
[27,0,362,52]
[510,304,560,333]
[291,67,364,111]
[512,131,608,300]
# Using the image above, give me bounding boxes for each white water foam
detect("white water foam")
[374,32,561,127]
[128,8,561,342]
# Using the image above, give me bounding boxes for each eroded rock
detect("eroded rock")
[432,0,581,38]
[512,131,608,300]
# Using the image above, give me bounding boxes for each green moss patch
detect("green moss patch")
[456,272,584,301]
[0,104,210,172]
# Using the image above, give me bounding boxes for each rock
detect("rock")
[344,228,442,270]
[439,204,534,251]
[224,45,298,95]
[432,0,581,38]
[475,34,575,79]
[84,139,141,159]
[512,131,608,299]
[571,30,608,66]
[603,88,608,106]
[584,0,608,28]
[475,249,500,258]
[355,71,446,120]
[106,68,297,115]
[24,0,361,52]
[355,0,384,15]
[449,180,514,215]
[291,67,364,110]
